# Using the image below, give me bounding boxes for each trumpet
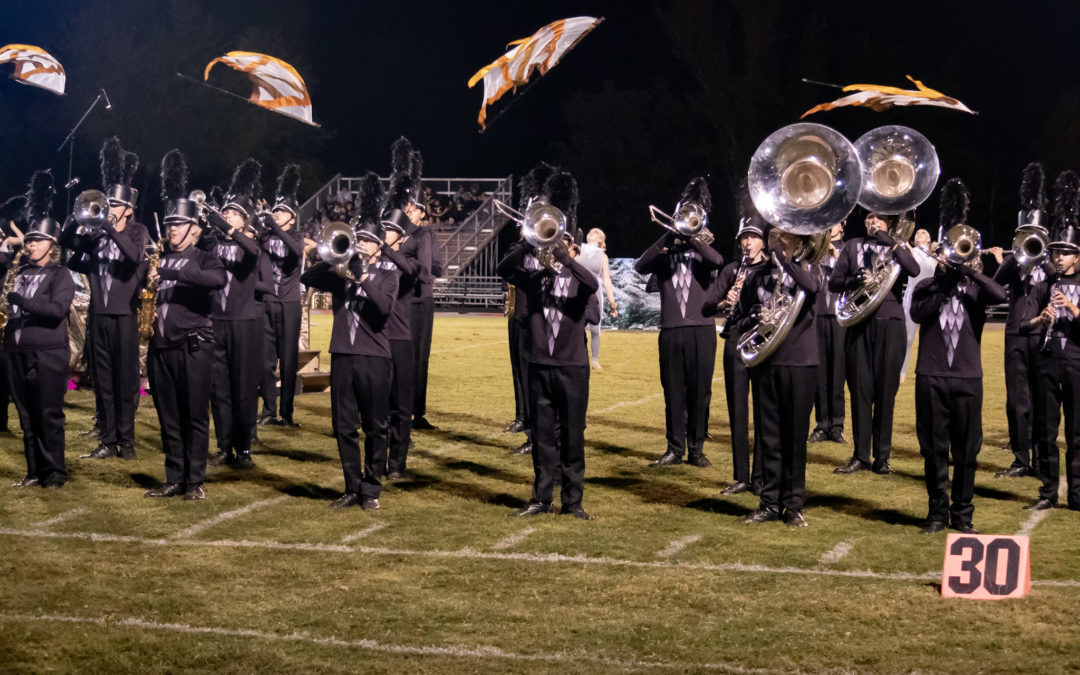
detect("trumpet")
[188,189,232,235]
[648,201,712,244]
[495,197,567,269]
[940,224,982,265]
[316,221,367,279]
[72,189,111,230]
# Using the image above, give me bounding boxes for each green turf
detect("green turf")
[1,315,1078,673]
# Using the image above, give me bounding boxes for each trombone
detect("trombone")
[648,201,713,245]
[316,221,367,280]
[72,189,111,230]
[495,197,567,269]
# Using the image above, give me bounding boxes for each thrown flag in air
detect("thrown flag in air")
[801,75,976,118]
[0,44,65,95]
[204,51,317,126]
[468,16,603,130]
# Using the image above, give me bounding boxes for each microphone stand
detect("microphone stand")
[57,90,109,216]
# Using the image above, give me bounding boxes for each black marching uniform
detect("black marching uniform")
[718,256,767,487]
[635,233,723,465]
[3,252,75,487]
[829,234,920,471]
[379,235,421,475]
[910,267,1005,529]
[62,218,148,457]
[507,282,530,434]
[1029,270,1080,509]
[812,244,847,440]
[301,258,397,504]
[260,221,305,425]
[410,223,443,425]
[148,245,227,493]
[498,243,598,511]
[994,255,1053,474]
[738,256,820,522]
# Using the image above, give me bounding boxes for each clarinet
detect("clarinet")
[719,255,749,314]
[1040,274,1061,352]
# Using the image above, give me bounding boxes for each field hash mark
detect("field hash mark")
[341,522,388,543]
[819,541,854,565]
[491,527,535,551]
[655,534,702,559]
[170,497,288,539]
[29,507,89,530]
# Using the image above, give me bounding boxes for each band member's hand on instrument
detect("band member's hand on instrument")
[1038,302,1058,325]
[988,246,1004,264]
[7,291,24,307]
[853,268,869,288]
[870,228,895,247]
[552,241,573,265]
[4,221,24,249]
[1051,289,1080,318]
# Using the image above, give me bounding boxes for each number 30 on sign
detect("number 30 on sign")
[941,533,1031,599]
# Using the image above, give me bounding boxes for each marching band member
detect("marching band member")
[635,177,723,468]
[1026,170,1080,512]
[5,171,74,489]
[736,229,820,526]
[497,170,597,519]
[207,159,265,468]
[63,138,148,462]
[991,163,1054,478]
[909,179,1006,534]
[301,186,397,511]
[144,151,226,499]
[0,196,27,434]
[830,211,921,475]
[259,164,309,428]
[717,207,767,494]
[809,221,848,444]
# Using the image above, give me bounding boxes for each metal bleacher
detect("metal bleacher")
[298,175,513,310]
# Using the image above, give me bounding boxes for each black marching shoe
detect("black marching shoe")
[80,443,117,460]
[183,484,207,501]
[919,520,946,534]
[502,419,526,433]
[208,449,233,467]
[145,483,184,498]
[834,458,869,474]
[281,418,301,428]
[995,465,1030,478]
[740,507,782,524]
[808,429,829,443]
[749,481,763,496]
[330,493,361,510]
[952,522,979,535]
[686,453,711,468]
[515,501,552,517]
[871,459,892,475]
[386,471,403,481]
[783,510,808,527]
[12,476,40,488]
[117,444,136,461]
[829,428,847,444]
[42,481,64,490]
[257,413,281,426]
[511,440,532,456]
[560,503,592,520]
[413,416,436,430]
[361,498,381,511]
[80,426,102,439]
[233,450,255,469]
[1025,497,1055,511]
[651,451,683,466]
[721,481,751,496]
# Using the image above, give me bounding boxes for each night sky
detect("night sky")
[3,0,1080,256]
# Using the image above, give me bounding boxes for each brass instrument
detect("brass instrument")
[648,201,713,245]
[835,126,940,327]
[138,236,164,341]
[73,189,111,230]
[504,284,516,317]
[495,197,567,270]
[316,221,367,279]
[0,254,20,331]
[1013,225,1049,271]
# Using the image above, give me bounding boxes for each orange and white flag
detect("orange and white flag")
[205,51,316,126]
[0,44,65,95]
[468,16,603,129]
[801,75,975,118]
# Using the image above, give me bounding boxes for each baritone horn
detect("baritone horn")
[941,224,982,265]
[73,189,111,229]
[317,221,365,279]
[1013,225,1048,270]
[835,126,940,328]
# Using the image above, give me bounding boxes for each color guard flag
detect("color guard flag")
[468,16,603,130]
[802,75,976,118]
[0,44,66,95]
[204,51,316,126]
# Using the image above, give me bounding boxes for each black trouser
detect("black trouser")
[261,300,301,421]
[1033,354,1080,507]
[723,337,760,484]
[149,341,213,487]
[90,313,140,448]
[0,353,10,429]
[7,348,68,485]
[330,353,392,499]
[845,317,905,464]
[387,339,415,473]
[211,318,261,454]
[814,315,846,433]
[410,298,435,419]
[752,364,816,513]
[915,375,982,525]
[509,318,527,423]
[659,325,716,459]
[1004,332,1040,469]
[86,312,104,425]
[529,364,589,506]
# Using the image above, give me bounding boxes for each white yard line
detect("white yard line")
[818,541,854,565]
[340,522,388,544]
[431,340,506,355]
[491,527,535,551]
[592,377,722,416]
[0,612,766,672]
[1014,510,1051,538]
[170,497,289,540]
[28,507,88,530]
[655,535,702,559]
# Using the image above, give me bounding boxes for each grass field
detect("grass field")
[2,314,1079,673]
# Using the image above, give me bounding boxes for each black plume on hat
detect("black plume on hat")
[1019,162,1047,230]
[356,171,387,244]
[161,149,199,224]
[25,170,59,242]
[679,176,712,213]
[735,179,766,237]
[518,162,555,211]
[938,177,971,239]
[0,196,27,237]
[543,170,579,236]
[224,158,262,218]
[1051,170,1080,237]
[272,164,302,217]
[100,137,125,190]
[409,150,424,207]
[391,136,413,175]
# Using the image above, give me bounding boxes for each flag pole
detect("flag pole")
[800,78,845,90]
[175,72,321,128]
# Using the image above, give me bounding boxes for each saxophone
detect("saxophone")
[0,256,19,331]
[138,238,164,340]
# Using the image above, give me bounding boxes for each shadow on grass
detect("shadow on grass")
[391,469,527,508]
[128,472,159,489]
[280,482,341,500]
[685,497,753,517]
[586,475,711,508]
[254,447,335,464]
[589,439,656,461]
[806,492,923,526]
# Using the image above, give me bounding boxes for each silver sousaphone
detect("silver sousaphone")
[835,125,940,327]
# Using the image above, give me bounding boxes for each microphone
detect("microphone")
[64,177,80,189]
[101,89,112,110]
